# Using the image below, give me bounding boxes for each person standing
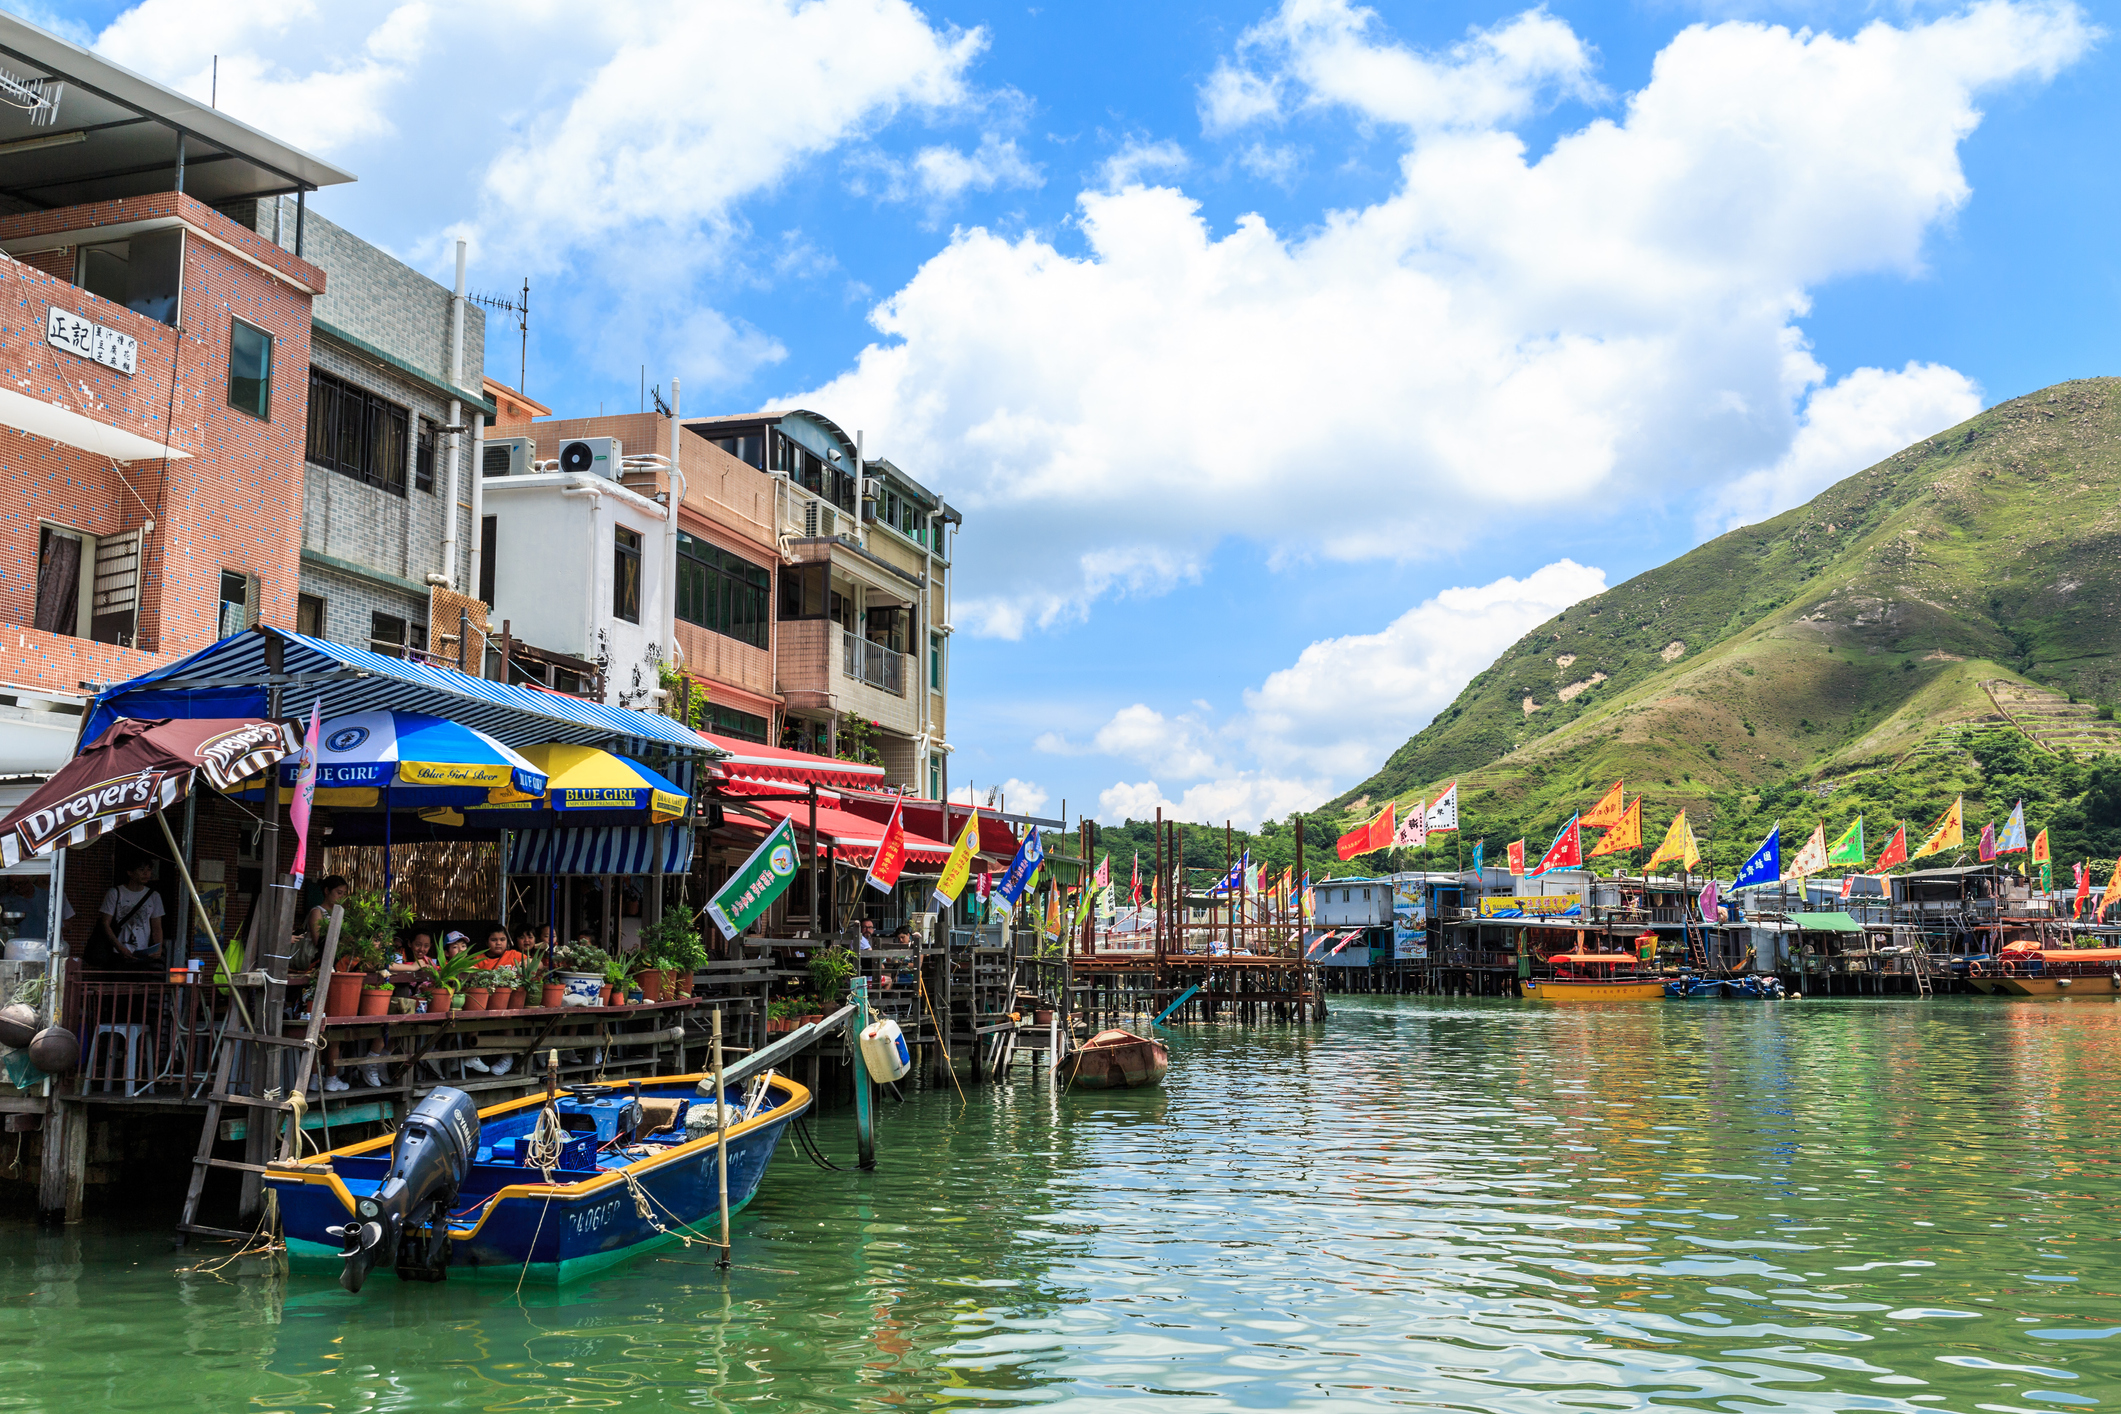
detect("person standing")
[94,859,165,971]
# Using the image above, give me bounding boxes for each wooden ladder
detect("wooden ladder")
[175,907,341,1246]
[1912,950,1934,999]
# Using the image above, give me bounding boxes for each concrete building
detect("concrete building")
[0,15,347,769]
[215,203,492,666]
[687,411,959,796]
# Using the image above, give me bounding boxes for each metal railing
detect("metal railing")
[841,630,905,696]
[62,970,260,1097]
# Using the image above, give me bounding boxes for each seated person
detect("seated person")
[464,926,529,1077]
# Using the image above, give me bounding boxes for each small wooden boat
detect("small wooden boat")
[267,1071,809,1287]
[1976,947,2121,998]
[1060,1029,1168,1089]
[1523,951,1667,1002]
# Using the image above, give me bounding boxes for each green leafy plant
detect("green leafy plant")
[639,910,706,972]
[341,890,414,955]
[769,996,817,1022]
[807,944,856,1005]
[602,951,644,989]
[559,940,608,974]
[835,712,884,766]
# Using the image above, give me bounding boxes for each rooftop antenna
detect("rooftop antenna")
[469,278,530,397]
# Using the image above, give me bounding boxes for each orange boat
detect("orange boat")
[1974,944,2121,998]
[1522,951,1667,1002]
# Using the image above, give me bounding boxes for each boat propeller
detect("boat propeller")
[334,1087,479,1293]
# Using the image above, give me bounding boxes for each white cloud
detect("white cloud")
[914,135,1043,200]
[1704,360,1982,532]
[800,0,2095,637]
[949,777,1049,816]
[1083,560,1605,826]
[1098,137,1190,189]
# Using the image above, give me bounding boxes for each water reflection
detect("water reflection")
[1,996,2117,1410]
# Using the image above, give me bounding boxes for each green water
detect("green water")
[4,995,2119,1411]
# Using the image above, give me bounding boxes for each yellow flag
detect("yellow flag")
[932,812,981,906]
[1588,797,1642,857]
[2103,856,2121,921]
[1645,808,1701,871]
[1045,880,1062,935]
[1581,779,1627,829]
[1914,796,1964,859]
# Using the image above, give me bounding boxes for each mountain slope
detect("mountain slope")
[1338,377,2121,838]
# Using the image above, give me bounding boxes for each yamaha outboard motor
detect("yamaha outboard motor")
[330,1087,479,1292]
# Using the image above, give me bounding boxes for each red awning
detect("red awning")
[700,733,887,790]
[838,794,1021,860]
[723,798,956,866]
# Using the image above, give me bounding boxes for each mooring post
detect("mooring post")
[852,976,876,1169]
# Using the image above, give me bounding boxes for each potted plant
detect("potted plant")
[766,996,810,1036]
[556,941,607,1006]
[331,937,386,1017]
[600,951,639,1005]
[532,957,566,1008]
[501,963,527,1010]
[808,944,856,1010]
[357,967,393,1017]
[416,949,481,1013]
[641,910,707,999]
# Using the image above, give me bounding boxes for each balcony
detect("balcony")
[842,630,905,697]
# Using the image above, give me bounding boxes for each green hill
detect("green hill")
[1331,376,2121,870]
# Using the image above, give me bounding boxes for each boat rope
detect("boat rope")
[916,971,966,1107]
[616,1160,723,1248]
[789,1112,846,1171]
[525,1104,567,1182]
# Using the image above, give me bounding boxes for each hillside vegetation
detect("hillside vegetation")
[1317,377,2121,871]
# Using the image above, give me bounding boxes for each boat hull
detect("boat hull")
[1988,974,2121,999]
[1062,1030,1169,1089]
[1524,978,1667,1002]
[268,1074,809,1284]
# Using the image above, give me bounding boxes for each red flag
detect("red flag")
[1337,801,1394,860]
[2074,861,2091,920]
[1978,821,1997,863]
[1506,839,1525,875]
[1130,852,1141,907]
[1872,822,1908,874]
[1533,815,1581,875]
[864,796,908,893]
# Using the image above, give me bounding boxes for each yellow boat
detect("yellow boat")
[1975,947,2121,999]
[1523,951,1668,1002]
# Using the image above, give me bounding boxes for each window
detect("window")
[928,756,940,801]
[675,532,769,648]
[478,516,497,605]
[708,703,770,743]
[306,368,408,494]
[865,603,910,654]
[369,611,427,659]
[296,593,326,638]
[930,634,943,692]
[228,319,271,420]
[33,526,86,636]
[414,420,436,493]
[217,570,258,639]
[710,433,763,470]
[778,563,829,620]
[74,229,181,325]
[613,526,642,624]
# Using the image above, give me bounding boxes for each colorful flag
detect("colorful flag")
[1733,826,1781,890]
[2041,861,2051,893]
[1588,797,1642,857]
[1532,815,1581,875]
[1130,852,1142,908]
[706,818,802,939]
[1045,881,1063,936]
[1393,799,1428,849]
[1788,824,1829,878]
[1337,803,1394,860]
[1646,809,1701,872]
[993,828,1044,906]
[2103,857,2121,921]
[1424,782,1459,833]
[931,811,982,910]
[1827,816,1864,868]
[2073,861,2090,920]
[865,795,909,893]
[1839,873,1854,899]
[1209,849,1251,894]
[1470,839,1484,875]
[288,700,322,888]
[1914,796,1964,859]
[1997,801,2028,855]
[1978,821,1997,863]
[974,870,992,918]
[1697,878,1719,922]
[1581,779,1627,829]
[2032,827,2051,865]
[1507,839,1526,875]
[1873,822,1909,873]
[1094,853,1110,890]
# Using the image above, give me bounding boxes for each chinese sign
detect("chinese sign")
[705,817,800,939]
[1392,877,1429,960]
[46,306,137,376]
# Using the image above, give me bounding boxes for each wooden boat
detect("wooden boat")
[266,1071,809,1286]
[1975,947,2121,998]
[1060,1029,1169,1089]
[1523,951,1667,1002]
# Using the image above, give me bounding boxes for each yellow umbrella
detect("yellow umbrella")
[482,743,688,822]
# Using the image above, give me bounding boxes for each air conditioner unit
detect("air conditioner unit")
[483,436,535,477]
[861,478,883,500]
[557,436,622,480]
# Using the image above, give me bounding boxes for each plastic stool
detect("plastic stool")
[89,1023,149,1095]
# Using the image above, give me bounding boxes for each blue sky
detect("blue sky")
[26,0,2115,826]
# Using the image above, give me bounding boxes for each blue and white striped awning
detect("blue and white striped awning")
[508,826,693,876]
[80,629,718,764]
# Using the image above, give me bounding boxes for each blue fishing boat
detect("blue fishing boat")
[266,1071,810,1288]
[1663,974,1784,999]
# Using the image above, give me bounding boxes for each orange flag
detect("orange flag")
[1588,797,1642,857]
[1872,822,1909,874]
[1581,779,1627,829]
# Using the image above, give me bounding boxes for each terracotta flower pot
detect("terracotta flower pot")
[541,982,567,1008]
[510,988,528,1010]
[637,968,665,1001]
[325,971,365,1018]
[602,984,617,1005]
[463,987,491,1011]
[425,987,453,1014]
[674,972,695,997]
[358,987,392,1017]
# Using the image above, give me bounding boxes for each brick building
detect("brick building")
[0,16,349,771]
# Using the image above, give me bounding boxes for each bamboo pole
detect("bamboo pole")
[713,1006,731,1268]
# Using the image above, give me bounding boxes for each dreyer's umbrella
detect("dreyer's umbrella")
[260,709,547,808]
[0,717,299,865]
